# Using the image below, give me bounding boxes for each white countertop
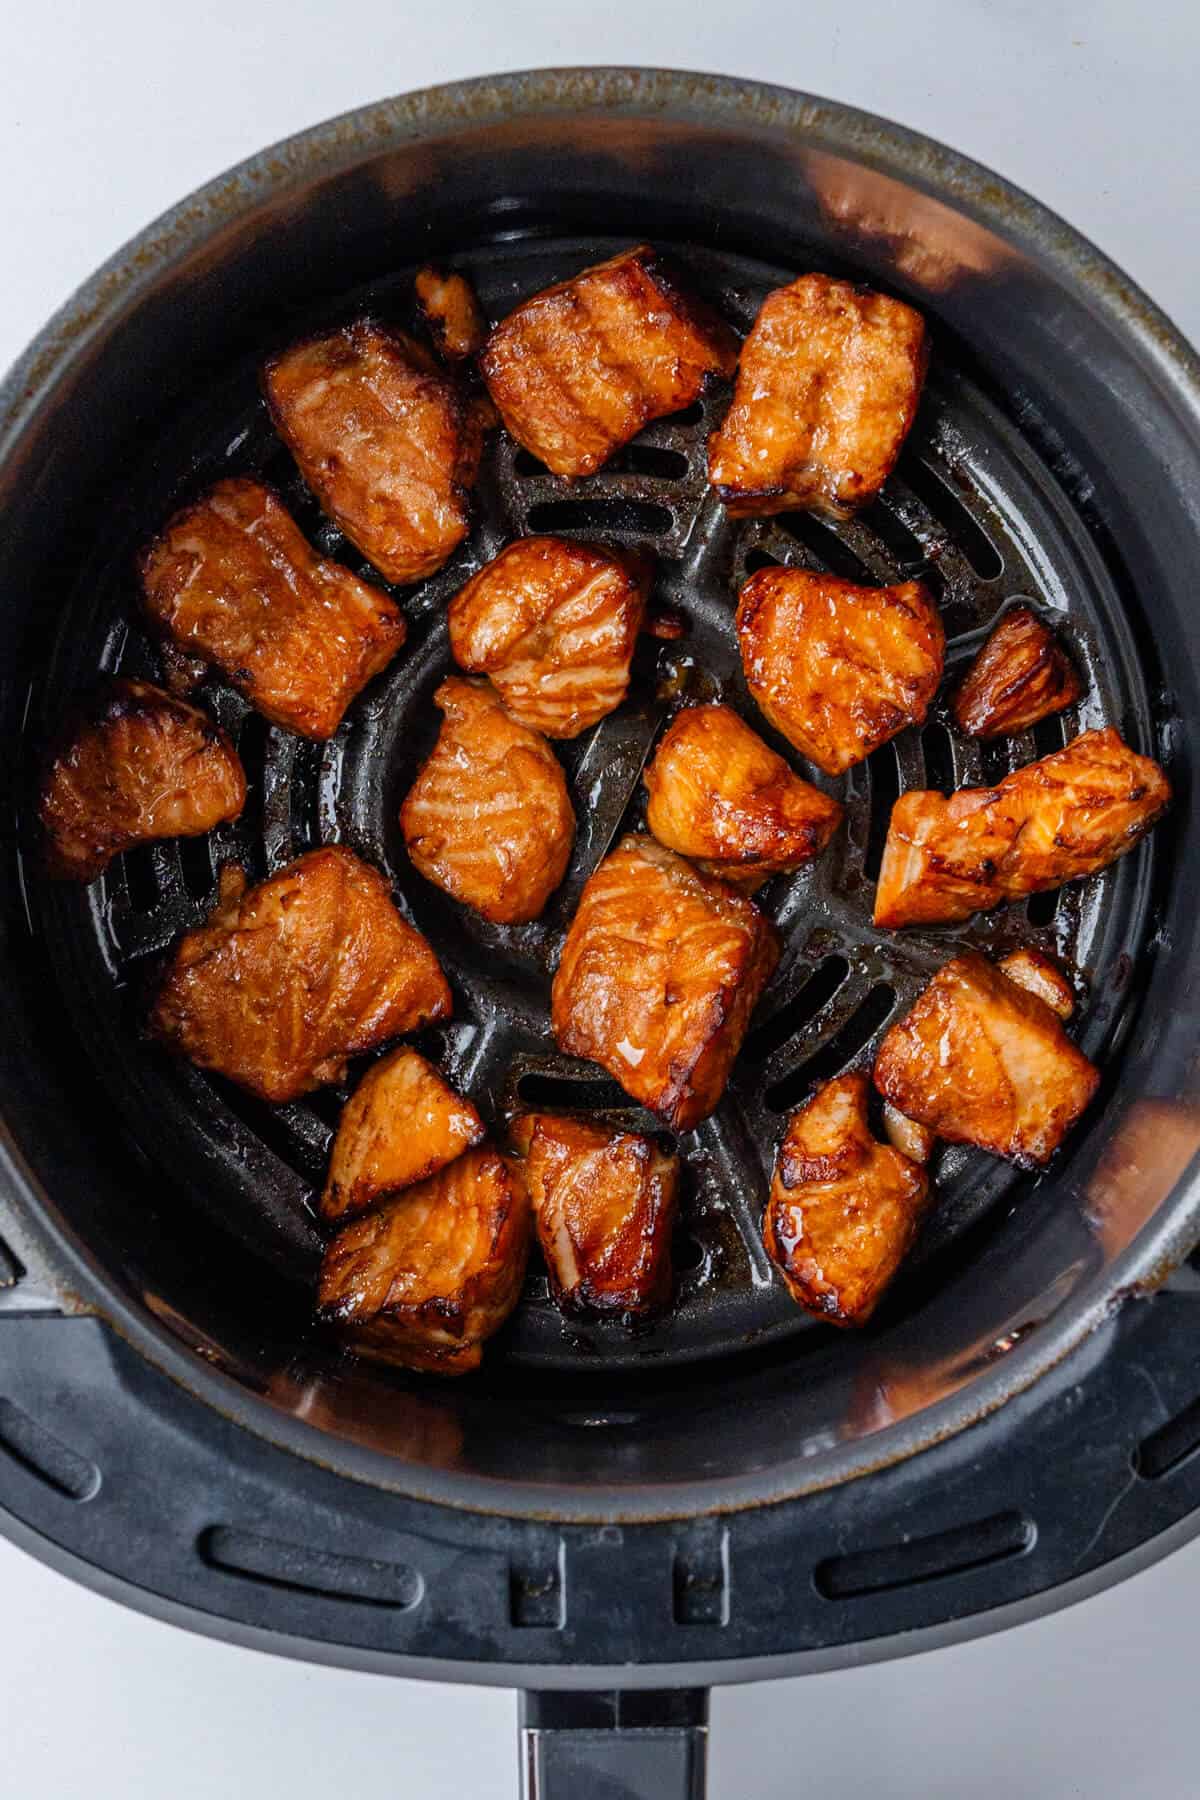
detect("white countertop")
[3,4,1199,1793]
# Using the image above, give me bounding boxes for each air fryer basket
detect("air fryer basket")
[2,68,1200,1564]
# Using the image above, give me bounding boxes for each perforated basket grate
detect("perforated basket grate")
[30,237,1161,1373]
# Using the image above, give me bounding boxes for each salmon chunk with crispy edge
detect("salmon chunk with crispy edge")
[400,677,576,925]
[264,321,484,584]
[873,727,1170,927]
[40,678,245,881]
[873,952,1099,1168]
[150,848,451,1102]
[643,702,844,889]
[736,566,944,776]
[551,834,780,1130]
[952,605,1082,739]
[320,1048,485,1222]
[480,245,738,478]
[414,265,487,362]
[317,1147,531,1375]
[140,478,406,739]
[764,1073,929,1326]
[448,535,653,739]
[708,274,927,518]
[512,1111,679,1317]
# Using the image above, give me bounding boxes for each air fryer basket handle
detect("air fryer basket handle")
[520,1689,709,1798]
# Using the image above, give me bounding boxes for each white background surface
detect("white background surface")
[3,4,1199,1795]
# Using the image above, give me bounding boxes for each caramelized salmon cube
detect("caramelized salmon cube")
[139,478,406,739]
[400,677,575,924]
[952,605,1082,739]
[873,952,1099,1167]
[643,702,843,889]
[708,274,927,518]
[874,785,1016,929]
[513,1112,679,1316]
[150,847,451,1102]
[881,1103,936,1165]
[448,535,653,739]
[736,567,944,776]
[480,245,738,478]
[551,834,780,1130]
[264,321,484,584]
[997,947,1076,1019]
[320,1048,485,1222]
[414,265,487,362]
[764,1073,929,1325]
[873,728,1171,927]
[40,678,245,881]
[317,1147,531,1375]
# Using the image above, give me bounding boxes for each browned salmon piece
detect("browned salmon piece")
[150,847,451,1102]
[320,1048,485,1222]
[876,948,1076,1168]
[764,1073,929,1326]
[643,702,843,889]
[480,245,738,478]
[874,727,1170,927]
[317,1147,531,1376]
[512,1112,679,1317]
[881,1103,936,1164]
[997,947,1076,1019]
[551,834,780,1131]
[708,274,927,518]
[736,567,944,776]
[40,678,245,881]
[400,677,575,925]
[874,789,1014,928]
[952,605,1082,738]
[264,321,484,583]
[139,478,406,739]
[448,536,653,738]
[414,266,487,362]
[873,953,1100,1167]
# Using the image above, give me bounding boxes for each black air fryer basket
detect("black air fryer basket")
[2,69,1200,1798]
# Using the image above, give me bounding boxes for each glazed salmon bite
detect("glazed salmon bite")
[414,265,487,363]
[318,1147,531,1376]
[513,1112,680,1318]
[736,567,944,776]
[874,727,1171,928]
[150,847,451,1103]
[873,952,1100,1168]
[480,244,738,478]
[708,273,927,518]
[400,677,576,925]
[642,702,843,889]
[320,1048,485,1223]
[40,678,246,881]
[139,478,407,740]
[551,834,779,1130]
[448,536,653,739]
[264,320,485,584]
[764,1073,929,1327]
[952,604,1082,739]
